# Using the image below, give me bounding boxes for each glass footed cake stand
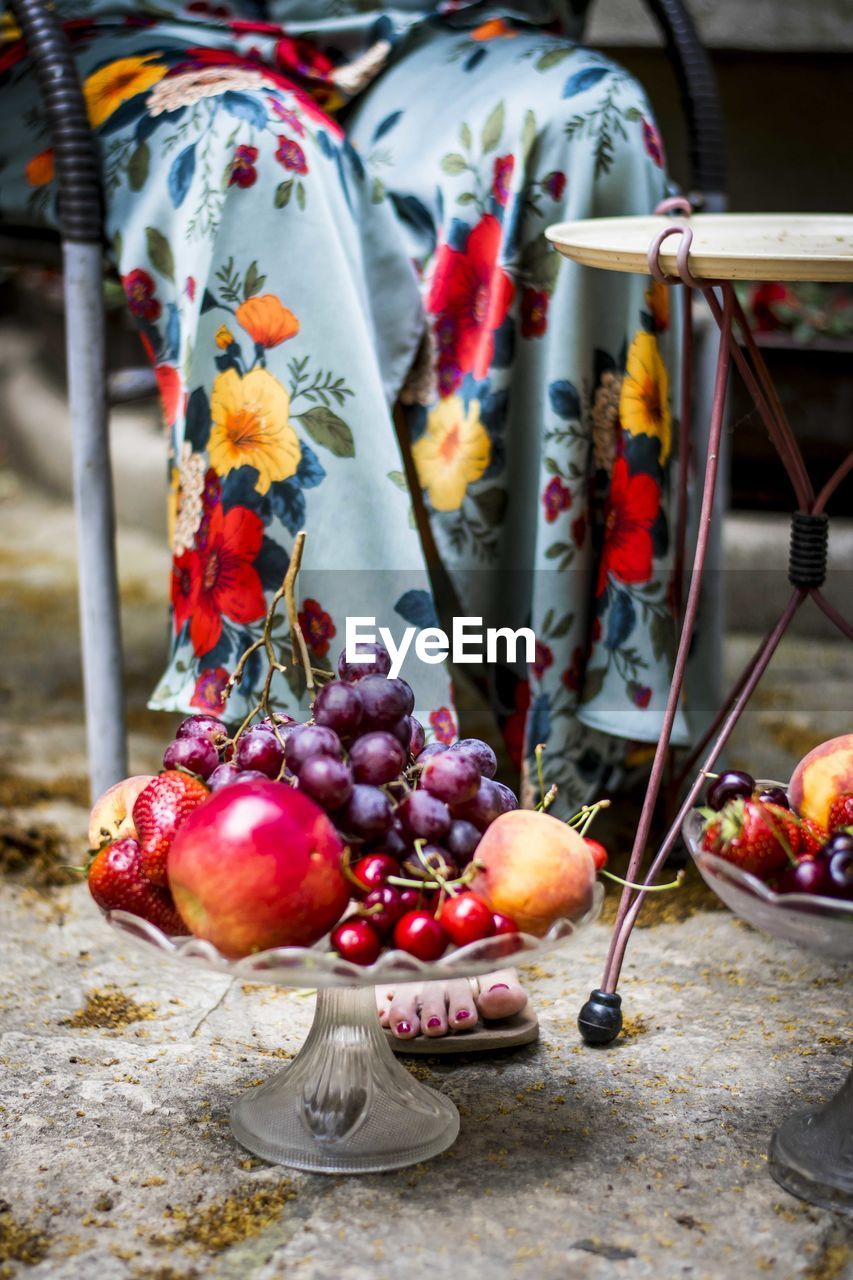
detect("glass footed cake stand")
[105,887,602,1175]
[682,805,853,1214]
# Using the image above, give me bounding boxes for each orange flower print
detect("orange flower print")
[236,294,300,348]
[25,147,54,186]
[471,18,517,40]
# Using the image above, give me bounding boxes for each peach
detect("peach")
[789,733,853,831]
[88,775,155,848]
[469,809,596,937]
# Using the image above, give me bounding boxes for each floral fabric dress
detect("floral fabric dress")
[1,0,685,812]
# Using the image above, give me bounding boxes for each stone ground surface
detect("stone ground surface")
[0,472,852,1280]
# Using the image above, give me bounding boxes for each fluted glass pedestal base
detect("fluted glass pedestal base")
[230,986,460,1173]
[769,1066,853,1214]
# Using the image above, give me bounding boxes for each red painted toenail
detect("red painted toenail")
[489,983,510,991]
[426,1017,441,1029]
[455,1009,470,1020]
[396,1021,411,1035]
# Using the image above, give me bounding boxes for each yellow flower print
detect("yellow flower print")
[620,330,672,463]
[411,395,491,512]
[209,368,300,494]
[215,324,235,349]
[83,54,168,129]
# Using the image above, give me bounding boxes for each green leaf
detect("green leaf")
[243,260,265,300]
[460,121,472,150]
[545,542,571,560]
[128,141,149,192]
[581,665,607,705]
[550,612,575,639]
[650,609,675,664]
[535,47,574,72]
[275,179,294,208]
[371,176,385,203]
[471,487,507,526]
[481,100,505,154]
[145,226,174,282]
[519,233,561,295]
[112,230,123,265]
[541,607,555,636]
[296,406,355,458]
[387,469,408,490]
[457,191,477,205]
[624,106,643,122]
[296,181,306,211]
[521,109,537,163]
[440,152,468,175]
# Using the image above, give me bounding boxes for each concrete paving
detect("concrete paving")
[0,474,851,1280]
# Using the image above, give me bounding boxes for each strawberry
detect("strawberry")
[133,770,209,887]
[794,815,828,858]
[88,836,188,934]
[827,793,853,833]
[700,796,800,879]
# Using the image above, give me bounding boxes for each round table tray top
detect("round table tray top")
[546,214,853,282]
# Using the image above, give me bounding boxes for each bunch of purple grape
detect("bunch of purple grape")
[160,641,518,888]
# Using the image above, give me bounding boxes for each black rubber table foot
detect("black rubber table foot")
[578,989,623,1045]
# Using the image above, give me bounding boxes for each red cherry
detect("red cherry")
[351,853,398,896]
[330,918,382,966]
[392,910,448,961]
[438,893,495,947]
[360,886,407,938]
[491,911,520,936]
[585,839,608,872]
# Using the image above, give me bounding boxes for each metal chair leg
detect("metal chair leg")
[64,241,128,798]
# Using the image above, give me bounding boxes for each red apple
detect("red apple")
[167,778,349,958]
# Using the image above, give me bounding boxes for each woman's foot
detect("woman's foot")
[376,970,527,1040]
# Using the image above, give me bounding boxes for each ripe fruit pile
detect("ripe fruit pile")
[699,762,853,902]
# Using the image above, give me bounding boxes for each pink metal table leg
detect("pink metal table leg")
[579,226,853,1045]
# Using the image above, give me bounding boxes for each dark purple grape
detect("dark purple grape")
[397,790,451,841]
[233,769,271,784]
[371,820,410,862]
[388,716,413,753]
[822,831,853,857]
[778,858,832,896]
[420,751,480,805]
[163,736,218,780]
[176,714,227,746]
[235,726,285,779]
[285,724,343,774]
[357,676,413,730]
[208,762,242,791]
[446,819,481,863]
[338,784,394,840]
[337,641,392,682]
[313,681,363,739]
[827,848,853,900]
[450,738,497,779]
[361,886,408,939]
[452,778,504,831]
[757,786,789,809]
[408,718,426,758]
[349,732,406,786]
[298,755,353,809]
[493,780,519,813]
[418,742,449,762]
[706,770,755,810]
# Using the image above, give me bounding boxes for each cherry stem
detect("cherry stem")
[599,868,685,892]
[567,798,611,839]
[534,743,547,808]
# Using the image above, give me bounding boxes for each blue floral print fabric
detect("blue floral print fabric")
[1,0,686,811]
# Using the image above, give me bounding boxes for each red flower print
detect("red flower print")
[187,0,229,16]
[427,213,515,392]
[298,598,336,658]
[561,646,585,695]
[542,475,571,523]
[274,35,334,82]
[571,513,587,548]
[596,456,661,596]
[591,616,602,644]
[181,504,267,656]
[268,98,305,136]
[521,287,549,339]
[543,170,567,200]
[629,682,653,709]
[171,551,195,636]
[276,136,308,174]
[228,144,258,189]
[191,667,230,712]
[500,679,530,769]
[429,706,457,746]
[642,119,665,168]
[196,470,222,554]
[122,269,161,322]
[155,364,182,428]
[532,641,553,681]
[185,276,196,301]
[492,154,514,206]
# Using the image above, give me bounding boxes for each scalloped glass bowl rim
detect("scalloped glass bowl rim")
[104,880,603,988]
